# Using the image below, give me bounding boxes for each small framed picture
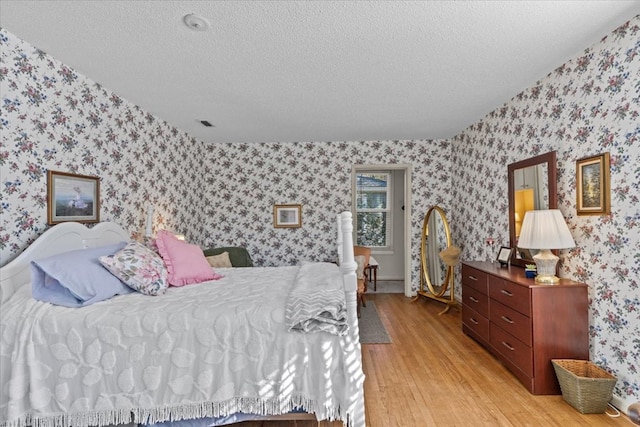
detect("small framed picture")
[273,204,302,228]
[47,170,100,224]
[576,152,610,215]
[497,246,513,267]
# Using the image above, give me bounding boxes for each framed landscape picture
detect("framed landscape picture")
[47,170,100,224]
[273,204,302,228]
[576,152,610,216]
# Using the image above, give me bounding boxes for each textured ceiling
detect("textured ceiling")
[1,1,638,144]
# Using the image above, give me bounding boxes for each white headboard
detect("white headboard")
[0,222,130,304]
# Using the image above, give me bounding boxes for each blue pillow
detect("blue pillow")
[31,242,133,307]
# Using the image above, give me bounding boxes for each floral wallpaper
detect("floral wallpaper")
[193,140,452,273]
[0,28,452,284]
[451,16,640,408]
[0,29,217,264]
[1,12,639,411]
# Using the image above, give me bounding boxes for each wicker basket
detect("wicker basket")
[552,359,617,414]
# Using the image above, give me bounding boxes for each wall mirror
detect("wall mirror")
[508,151,557,268]
[414,206,457,314]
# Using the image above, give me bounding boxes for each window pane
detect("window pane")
[356,193,367,209]
[356,192,388,209]
[356,173,388,209]
[355,171,391,248]
[357,212,387,247]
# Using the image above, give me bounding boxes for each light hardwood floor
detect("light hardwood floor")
[361,293,632,426]
[239,293,633,426]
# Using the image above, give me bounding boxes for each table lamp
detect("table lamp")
[517,209,575,284]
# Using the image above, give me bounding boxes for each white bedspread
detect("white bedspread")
[285,262,348,336]
[0,266,364,427]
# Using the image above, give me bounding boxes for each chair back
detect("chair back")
[353,246,372,299]
[353,246,371,267]
[353,246,371,268]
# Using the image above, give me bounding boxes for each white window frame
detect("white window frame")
[353,170,393,252]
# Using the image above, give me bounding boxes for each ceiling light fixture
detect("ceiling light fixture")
[183,13,210,31]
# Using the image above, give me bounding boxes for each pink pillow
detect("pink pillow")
[155,231,222,286]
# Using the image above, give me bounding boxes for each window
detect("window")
[355,172,391,248]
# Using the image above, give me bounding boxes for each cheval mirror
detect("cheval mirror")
[508,151,558,268]
[414,206,457,314]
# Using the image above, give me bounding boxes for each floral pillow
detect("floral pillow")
[100,240,169,296]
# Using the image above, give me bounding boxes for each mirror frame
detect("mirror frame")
[508,151,557,268]
[420,205,452,297]
[415,205,458,315]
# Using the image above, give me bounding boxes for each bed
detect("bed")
[0,212,365,427]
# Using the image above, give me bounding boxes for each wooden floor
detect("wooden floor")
[239,293,633,426]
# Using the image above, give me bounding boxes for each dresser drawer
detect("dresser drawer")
[461,261,589,395]
[461,264,488,295]
[490,325,533,376]
[491,300,532,346]
[489,278,530,316]
[462,286,489,318]
[462,304,489,342]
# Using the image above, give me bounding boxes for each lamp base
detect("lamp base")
[533,249,560,284]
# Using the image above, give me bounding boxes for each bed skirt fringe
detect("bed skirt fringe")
[2,395,352,427]
[3,408,133,427]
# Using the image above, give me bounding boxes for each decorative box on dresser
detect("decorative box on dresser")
[461,261,589,395]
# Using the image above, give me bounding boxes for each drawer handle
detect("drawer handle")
[501,341,515,351]
[469,317,479,325]
[468,275,478,281]
[501,315,514,324]
[500,289,513,297]
[469,296,479,303]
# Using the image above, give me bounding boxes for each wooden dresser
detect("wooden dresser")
[461,261,589,395]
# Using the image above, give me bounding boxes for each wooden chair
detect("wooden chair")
[353,246,371,317]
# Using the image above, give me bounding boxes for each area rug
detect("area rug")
[366,280,404,294]
[358,302,392,344]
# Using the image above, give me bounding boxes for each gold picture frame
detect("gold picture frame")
[576,152,610,216]
[273,204,302,228]
[47,170,100,224]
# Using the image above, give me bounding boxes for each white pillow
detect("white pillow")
[206,252,232,268]
[355,255,366,280]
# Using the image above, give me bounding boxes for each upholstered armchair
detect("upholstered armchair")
[353,246,371,317]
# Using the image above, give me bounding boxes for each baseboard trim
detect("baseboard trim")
[610,393,633,416]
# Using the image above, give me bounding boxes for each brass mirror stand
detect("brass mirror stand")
[412,206,458,315]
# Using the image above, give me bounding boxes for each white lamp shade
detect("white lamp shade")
[517,209,575,250]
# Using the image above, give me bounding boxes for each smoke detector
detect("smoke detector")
[183,14,210,31]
